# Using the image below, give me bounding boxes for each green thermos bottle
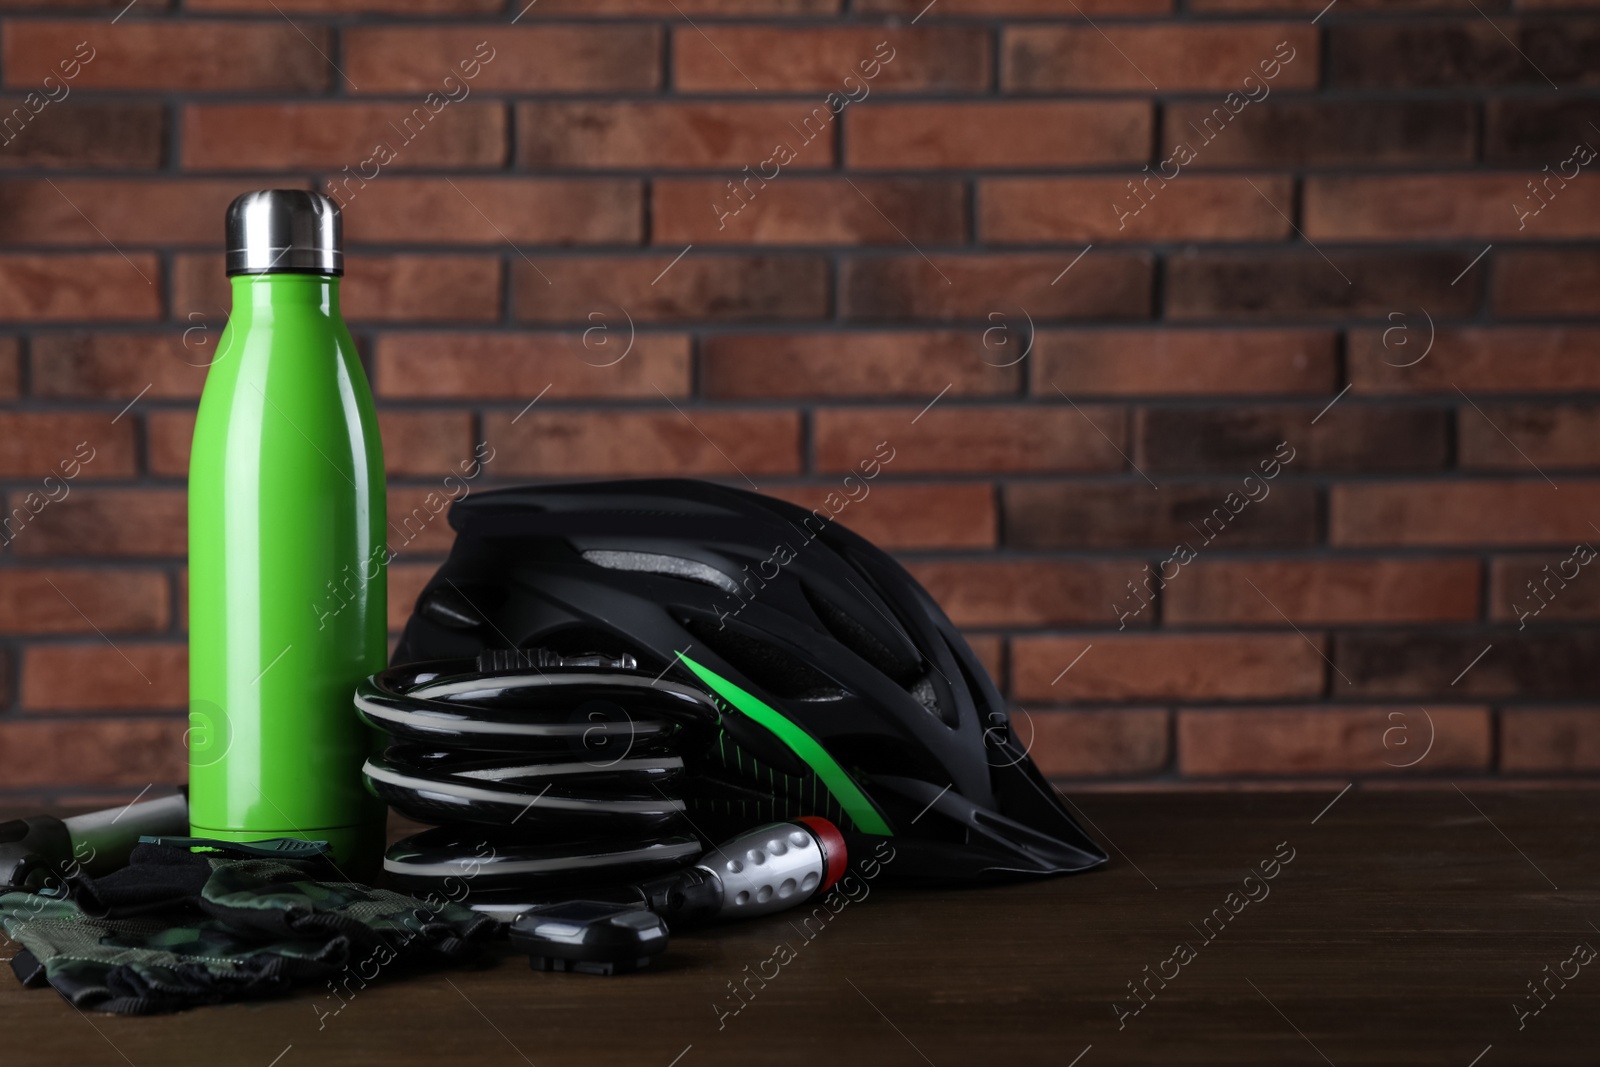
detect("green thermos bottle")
[188,190,387,868]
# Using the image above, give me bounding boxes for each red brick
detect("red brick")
[0,336,16,399]
[654,178,965,246]
[0,179,285,248]
[188,0,497,10]
[965,633,1004,686]
[1193,0,1502,10]
[514,254,828,324]
[766,483,996,549]
[5,22,328,92]
[1501,709,1600,772]
[169,255,237,320]
[376,333,691,400]
[0,413,134,479]
[388,561,439,631]
[22,643,186,711]
[1483,98,1595,164]
[146,411,190,478]
[703,332,1019,399]
[849,102,1149,169]
[378,411,475,477]
[518,0,837,11]
[1160,100,1477,168]
[1016,708,1170,778]
[1305,175,1600,240]
[31,333,207,399]
[1165,559,1481,625]
[1034,329,1337,397]
[1331,482,1600,547]
[482,410,802,478]
[388,486,462,556]
[675,27,988,92]
[0,568,168,635]
[906,560,1143,627]
[1005,481,1321,550]
[7,488,186,557]
[862,0,1167,12]
[173,253,501,324]
[1337,631,1600,700]
[0,719,185,789]
[0,0,169,7]
[1350,328,1600,394]
[981,176,1291,243]
[335,178,641,245]
[1491,555,1600,624]
[182,103,507,171]
[842,253,1152,321]
[1013,633,1326,702]
[350,256,502,322]
[815,405,1127,474]
[0,254,159,322]
[1005,25,1315,92]
[1493,251,1600,317]
[0,102,164,170]
[1178,706,1491,776]
[1167,251,1480,320]
[1329,20,1600,88]
[1460,403,1600,470]
[1138,405,1448,473]
[347,27,659,94]
[518,103,836,170]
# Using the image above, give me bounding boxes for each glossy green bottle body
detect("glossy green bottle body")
[188,274,386,869]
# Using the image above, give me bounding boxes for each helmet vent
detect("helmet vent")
[581,549,741,595]
[799,580,922,687]
[908,674,940,718]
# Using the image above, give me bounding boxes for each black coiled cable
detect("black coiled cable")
[355,650,726,903]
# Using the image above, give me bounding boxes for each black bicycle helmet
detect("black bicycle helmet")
[391,479,1106,883]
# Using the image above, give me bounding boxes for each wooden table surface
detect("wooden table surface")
[4,788,1597,1066]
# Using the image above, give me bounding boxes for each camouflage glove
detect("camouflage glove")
[0,843,496,1014]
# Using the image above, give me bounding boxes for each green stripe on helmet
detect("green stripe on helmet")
[678,652,892,836]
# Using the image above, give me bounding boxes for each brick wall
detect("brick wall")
[0,0,1596,805]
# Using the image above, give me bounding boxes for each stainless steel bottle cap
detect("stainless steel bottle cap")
[225,190,342,276]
